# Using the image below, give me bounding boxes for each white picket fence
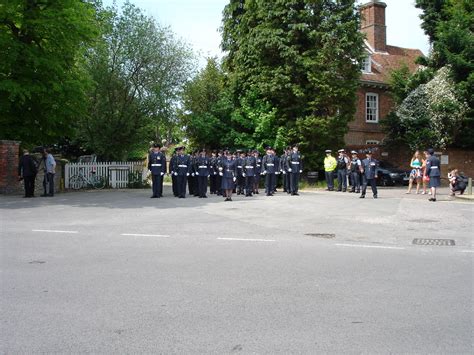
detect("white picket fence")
[65,161,147,189]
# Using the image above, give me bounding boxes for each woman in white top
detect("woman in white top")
[406,150,423,194]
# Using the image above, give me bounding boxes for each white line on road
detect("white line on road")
[32,229,78,234]
[335,243,405,250]
[217,237,276,242]
[460,250,474,253]
[121,233,171,238]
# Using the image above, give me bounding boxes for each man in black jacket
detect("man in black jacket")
[18,149,38,197]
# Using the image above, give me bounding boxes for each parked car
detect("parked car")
[376,161,410,186]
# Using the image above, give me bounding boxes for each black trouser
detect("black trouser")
[188,176,195,195]
[198,176,208,197]
[350,172,361,192]
[43,173,54,196]
[361,176,377,196]
[210,175,217,193]
[245,176,255,195]
[177,175,187,198]
[216,175,222,195]
[23,175,36,197]
[236,175,245,193]
[325,171,334,190]
[151,174,163,197]
[265,173,276,195]
[282,174,287,192]
[254,175,260,192]
[290,172,300,193]
[172,174,178,196]
[337,169,347,191]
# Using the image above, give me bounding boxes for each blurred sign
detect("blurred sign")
[441,155,449,165]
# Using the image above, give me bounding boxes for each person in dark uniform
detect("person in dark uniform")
[287,144,303,196]
[188,150,197,197]
[243,149,257,197]
[195,149,210,198]
[425,148,441,202]
[253,150,262,194]
[336,149,349,192]
[147,143,166,198]
[219,150,237,201]
[170,148,179,197]
[173,146,191,198]
[234,150,245,195]
[273,147,280,193]
[360,149,378,199]
[262,147,277,196]
[18,149,38,198]
[349,150,361,194]
[209,151,218,194]
[280,147,290,194]
[216,150,223,196]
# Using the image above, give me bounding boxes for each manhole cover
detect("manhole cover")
[412,238,455,246]
[29,260,46,264]
[305,233,336,239]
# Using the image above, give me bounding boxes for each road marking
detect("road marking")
[217,237,276,242]
[121,233,171,238]
[460,250,474,253]
[335,243,405,250]
[32,229,78,234]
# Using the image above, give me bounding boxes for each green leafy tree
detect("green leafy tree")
[0,0,99,144]
[78,1,195,160]
[221,0,365,170]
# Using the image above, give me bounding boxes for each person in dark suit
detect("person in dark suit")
[425,148,441,202]
[360,149,378,199]
[173,146,191,198]
[219,150,237,201]
[18,149,38,197]
[147,143,166,198]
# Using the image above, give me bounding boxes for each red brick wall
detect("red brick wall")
[360,1,387,52]
[0,140,21,194]
[345,87,393,145]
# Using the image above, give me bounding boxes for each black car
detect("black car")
[376,161,410,186]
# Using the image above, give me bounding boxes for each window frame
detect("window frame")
[365,92,379,123]
[361,55,371,73]
[366,140,380,146]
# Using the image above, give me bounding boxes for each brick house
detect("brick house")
[345,0,424,147]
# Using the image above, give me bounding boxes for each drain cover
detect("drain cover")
[305,233,336,239]
[413,238,455,246]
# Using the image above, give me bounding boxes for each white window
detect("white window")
[366,93,379,123]
[366,140,380,145]
[361,55,371,73]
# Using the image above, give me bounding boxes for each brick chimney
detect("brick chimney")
[360,0,387,52]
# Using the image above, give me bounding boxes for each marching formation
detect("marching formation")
[147,144,303,201]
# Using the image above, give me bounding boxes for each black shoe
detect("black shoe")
[373,195,378,199]
[356,190,360,193]
[343,189,347,192]
[349,190,354,193]
[293,193,299,196]
[40,194,48,197]
[150,196,158,198]
[429,198,436,202]
[359,195,365,198]
[203,196,207,198]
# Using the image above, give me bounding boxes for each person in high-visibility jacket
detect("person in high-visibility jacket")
[324,150,337,191]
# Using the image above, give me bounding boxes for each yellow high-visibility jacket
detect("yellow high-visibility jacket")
[324,156,337,172]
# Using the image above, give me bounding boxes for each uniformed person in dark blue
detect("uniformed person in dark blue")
[262,147,277,196]
[336,149,349,192]
[253,150,262,194]
[188,150,198,197]
[280,147,291,194]
[235,150,245,195]
[243,150,257,197]
[147,143,166,198]
[216,150,223,196]
[287,144,303,196]
[360,149,378,199]
[219,150,237,201]
[209,151,218,194]
[349,150,361,194]
[170,148,179,197]
[273,148,280,193]
[195,149,210,198]
[425,148,441,202]
[173,146,191,198]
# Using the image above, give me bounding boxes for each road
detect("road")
[1,188,473,354]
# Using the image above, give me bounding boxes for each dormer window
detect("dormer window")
[361,55,371,73]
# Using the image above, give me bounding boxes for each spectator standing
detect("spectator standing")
[41,148,56,197]
[324,150,337,191]
[18,149,38,198]
[336,149,349,192]
[406,150,423,194]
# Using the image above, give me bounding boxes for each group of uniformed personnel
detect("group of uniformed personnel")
[149,144,303,201]
[324,148,379,199]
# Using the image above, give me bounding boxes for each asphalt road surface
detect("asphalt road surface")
[1,187,473,354]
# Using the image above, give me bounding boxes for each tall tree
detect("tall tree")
[221,0,365,169]
[0,0,99,144]
[78,1,195,160]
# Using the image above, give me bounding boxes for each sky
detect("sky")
[104,0,430,66]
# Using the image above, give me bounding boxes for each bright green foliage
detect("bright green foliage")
[221,0,365,170]
[78,2,195,161]
[0,0,99,144]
